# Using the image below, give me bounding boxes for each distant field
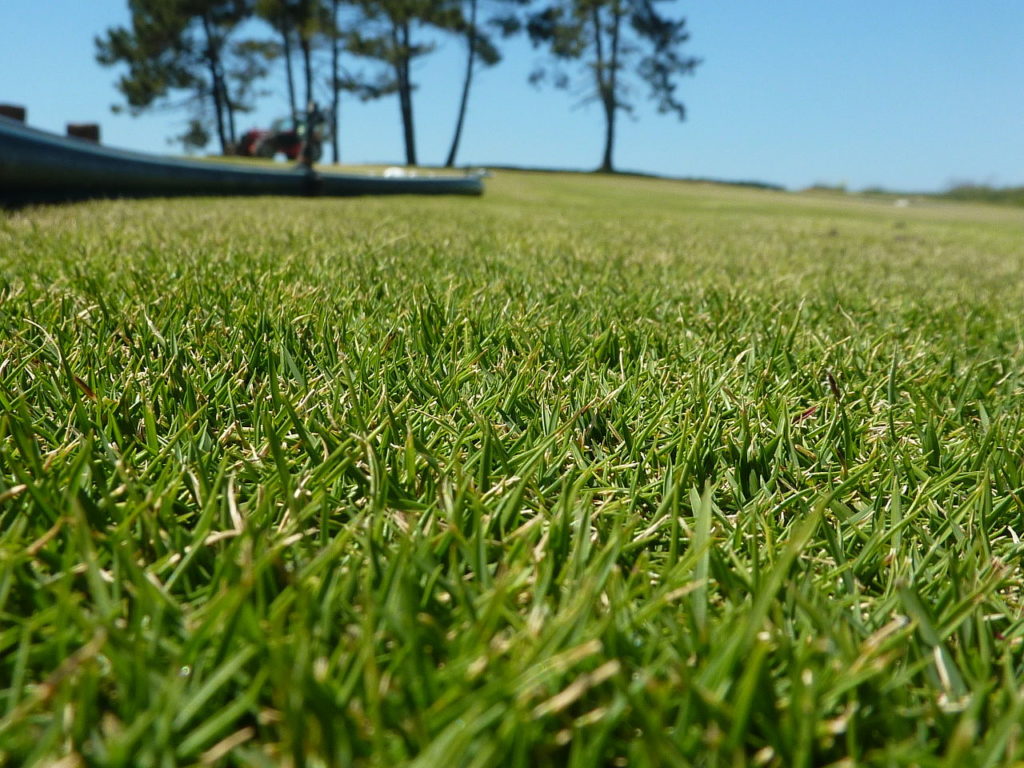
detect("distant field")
[938,185,1024,208]
[1,173,1023,766]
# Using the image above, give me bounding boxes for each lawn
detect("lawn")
[1,172,1023,767]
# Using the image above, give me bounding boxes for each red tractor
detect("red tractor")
[236,111,326,163]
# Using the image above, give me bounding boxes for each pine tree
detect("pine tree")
[526,0,699,172]
[347,0,464,166]
[444,0,530,168]
[97,0,261,153]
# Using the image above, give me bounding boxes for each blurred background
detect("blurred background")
[1,0,1022,191]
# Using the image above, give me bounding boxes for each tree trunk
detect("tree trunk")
[330,0,340,163]
[222,76,236,148]
[201,13,228,154]
[444,0,478,168]
[600,6,622,173]
[300,37,313,110]
[394,22,417,166]
[281,24,298,121]
[590,7,612,171]
[600,100,615,173]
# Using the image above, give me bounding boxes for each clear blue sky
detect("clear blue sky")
[2,1,1022,191]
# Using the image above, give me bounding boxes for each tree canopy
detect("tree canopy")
[444,0,530,167]
[96,0,260,153]
[526,0,700,171]
[346,0,467,165]
[98,0,701,170]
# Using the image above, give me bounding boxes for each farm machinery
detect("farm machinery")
[236,108,327,163]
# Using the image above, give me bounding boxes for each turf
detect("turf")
[1,172,1023,767]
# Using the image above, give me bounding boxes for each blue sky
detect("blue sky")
[2,1,1022,191]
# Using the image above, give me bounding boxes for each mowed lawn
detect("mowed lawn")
[1,172,1023,767]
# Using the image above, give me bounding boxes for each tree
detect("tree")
[255,0,300,119]
[328,0,346,163]
[443,0,529,168]
[294,0,321,109]
[255,0,329,118]
[173,118,212,152]
[526,0,699,172]
[256,0,359,163]
[97,0,259,153]
[348,0,463,166]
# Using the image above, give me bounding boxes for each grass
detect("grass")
[938,185,1024,208]
[1,172,1023,767]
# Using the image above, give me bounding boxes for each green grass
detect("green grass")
[1,172,1023,767]
[938,185,1024,208]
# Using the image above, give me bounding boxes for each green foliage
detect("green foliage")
[255,0,334,106]
[172,117,213,151]
[229,38,280,103]
[345,0,461,70]
[526,0,699,112]
[96,0,266,153]
[444,0,530,167]
[1,173,1024,766]
[346,0,470,164]
[453,0,532,69]
[349,1,468,71]
[940,184,1024,208]
[526,0,700,171]
[95,2,201,112]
